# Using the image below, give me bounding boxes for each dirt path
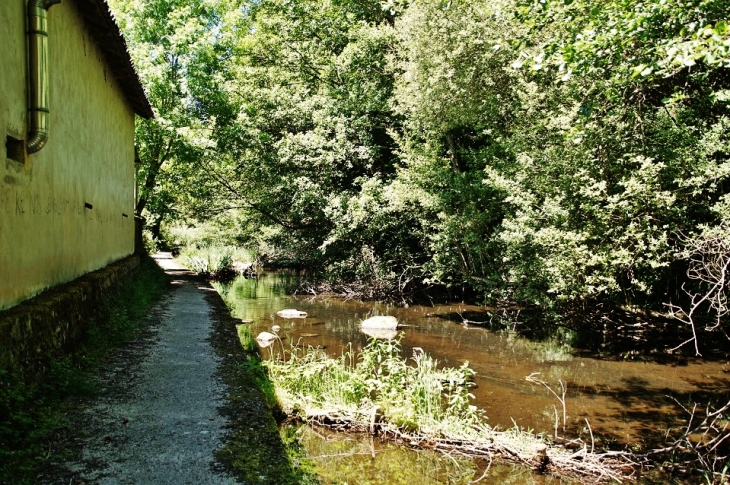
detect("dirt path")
[42,254,294,484]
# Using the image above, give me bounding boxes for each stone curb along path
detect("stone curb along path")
[43,253,296,484]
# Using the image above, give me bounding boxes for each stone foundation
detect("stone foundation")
[0,255,141,378]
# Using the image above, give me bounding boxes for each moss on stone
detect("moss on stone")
[0,256,168,483]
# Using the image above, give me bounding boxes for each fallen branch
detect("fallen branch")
[646,397,730,475]
[665,225,730,356]
[292,408,639,482]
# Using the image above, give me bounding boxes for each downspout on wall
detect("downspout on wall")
[26,0,62,154]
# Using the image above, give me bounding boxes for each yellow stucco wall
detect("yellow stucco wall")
[0,0,136,310]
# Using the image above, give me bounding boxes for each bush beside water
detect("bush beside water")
[267,338,481,435]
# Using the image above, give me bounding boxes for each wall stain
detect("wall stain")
[2,188,11,214]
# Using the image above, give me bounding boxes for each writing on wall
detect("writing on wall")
[1,185,128,226]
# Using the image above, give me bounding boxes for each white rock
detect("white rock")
[361,315,398,330]
[256,331,277,342]
[276,309,308,318]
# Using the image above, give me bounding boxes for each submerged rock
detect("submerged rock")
[276,309,308,318]
[361,328,398,340]
[361,315,398,330]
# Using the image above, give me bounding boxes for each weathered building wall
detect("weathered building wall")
[0,255,140,376]
[1,0,136,310]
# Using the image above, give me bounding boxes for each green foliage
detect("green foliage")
[165,216,253,251]
[179,244,235,276]
[112,0,730,329]
[0,257,168,483]
[233,323,282,411]
[278,426,321,485]
[389,0,730,310]
[207,0,408,269]
[142,227,160,254]
[109,0,226,232]
[511,0,730,83]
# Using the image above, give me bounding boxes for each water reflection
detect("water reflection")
[289,425,565,485]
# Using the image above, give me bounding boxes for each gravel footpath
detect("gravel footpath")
[42,255,243,484]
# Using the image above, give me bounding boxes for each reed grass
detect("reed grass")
[267,339,480,434]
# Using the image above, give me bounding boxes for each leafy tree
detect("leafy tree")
[109,0,223,239]
[204,0,415,274]
[112,0,730,343]
[391,0,730,313]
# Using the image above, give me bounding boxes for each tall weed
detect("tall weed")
[179,245,257,278]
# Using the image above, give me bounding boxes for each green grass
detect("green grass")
[266,338,482,436]
[262,339,636,482]
[236,324,280,412]
[215,317,321,484]
[0,256,169,483]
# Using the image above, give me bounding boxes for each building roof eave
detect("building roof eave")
[74,0,154,119]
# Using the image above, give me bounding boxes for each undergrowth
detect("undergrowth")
[267,338,481,435]
[217,314,319,484]
[0,256,168,483]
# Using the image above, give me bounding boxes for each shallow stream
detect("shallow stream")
[215,272,729,484]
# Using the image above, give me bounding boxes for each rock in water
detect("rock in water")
[255,331,278,348]
[361,315,398,330]
[276,309,308,318]
[256,331,277,342]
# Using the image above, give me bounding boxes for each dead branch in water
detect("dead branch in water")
[525,372,567,439]
[665,226,730,356]
[647,397,730,476]
[294,279,412,303]
[291,408,641,482]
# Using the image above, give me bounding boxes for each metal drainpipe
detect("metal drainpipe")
[26,0,62,154]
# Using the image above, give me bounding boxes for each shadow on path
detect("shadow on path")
[41,253,298,484]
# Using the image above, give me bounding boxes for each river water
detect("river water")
[215,272,729,484]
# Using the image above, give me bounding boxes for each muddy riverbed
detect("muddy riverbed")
[215,272,730,483]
